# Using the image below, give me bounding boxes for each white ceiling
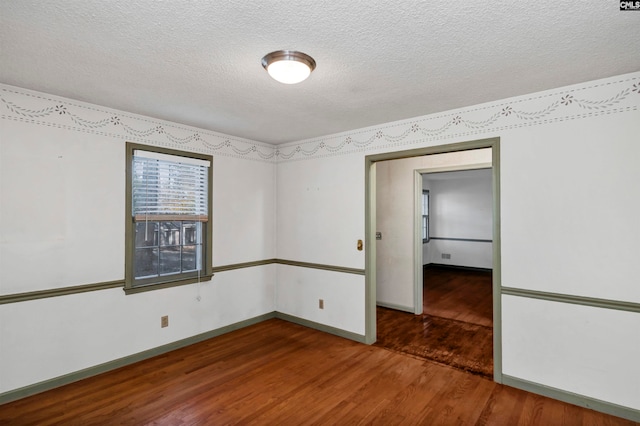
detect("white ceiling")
[1,1,639,145]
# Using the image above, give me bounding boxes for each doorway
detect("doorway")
[419,168,494,376]
[364,138,502,383]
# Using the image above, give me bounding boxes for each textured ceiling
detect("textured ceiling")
[1,1,639,144]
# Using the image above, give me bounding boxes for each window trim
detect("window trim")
[124,143,213,294]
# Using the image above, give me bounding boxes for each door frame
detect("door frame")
[414,164,492,314]
[364,137,502,383]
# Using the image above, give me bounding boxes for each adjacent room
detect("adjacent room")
[1,1,639,424]
[376,166,495,378]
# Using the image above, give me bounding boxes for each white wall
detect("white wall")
[1,123,124,292]
[502,295,640,410]
[500,116,640,302]
[276,265,364,335]
[212,156,277,265]
[375,150,492,311]
[0,85,277,394]
[274,72,640,411]
[423,169,493,268]
[275,152,366,333]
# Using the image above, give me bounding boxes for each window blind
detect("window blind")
[132,150,209,222]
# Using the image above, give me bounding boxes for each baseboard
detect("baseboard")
[376,301,415,313]
[502,374,640,422]
[4,314,638,423]
[0,311,368,405]
[424,263,492,273]
[275,312,367,344]
[0,312,277,405]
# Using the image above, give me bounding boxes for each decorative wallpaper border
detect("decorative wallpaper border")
[2,72,639,163]
[0,85,277,163]
[276,73,640,162]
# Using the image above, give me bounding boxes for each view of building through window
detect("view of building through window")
[128,147,211,288]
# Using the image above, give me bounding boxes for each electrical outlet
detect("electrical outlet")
[161,315,169,328]
[441,253,451,259]
[319,299,324,309]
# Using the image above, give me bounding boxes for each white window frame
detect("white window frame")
[422,190,430,243]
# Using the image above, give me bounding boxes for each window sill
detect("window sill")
[124,273,214,295]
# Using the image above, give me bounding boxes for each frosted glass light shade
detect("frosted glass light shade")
[262,50,316,85]
[266,60,311,84]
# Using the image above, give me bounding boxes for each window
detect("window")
[125,143,213,293]
[422,190,430,243]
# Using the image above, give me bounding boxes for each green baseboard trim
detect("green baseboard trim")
[0,280,124,305]
[276,259,365,275]
[429,237,493,243]
[502,374,640,422]
[501,287,640,314]
[275,312,367,344]
[1,258,365,304]
[376,301,415,313]
[0,311,370,405]
[211,259,277,273]
[424,263,493,273]
[213,258,366,275]
[0,312,276,405]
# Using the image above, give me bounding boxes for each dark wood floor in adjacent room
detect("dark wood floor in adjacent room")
[375,265,494,378]
[422,265,493,327]
[1,316,635,424]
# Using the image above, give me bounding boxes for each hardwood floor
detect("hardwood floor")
[0,318,635,425]
[423,266,493,327]
[375,306,493,378]
[376,266,494,377]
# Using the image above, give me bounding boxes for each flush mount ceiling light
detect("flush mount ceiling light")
[261,50,316,84]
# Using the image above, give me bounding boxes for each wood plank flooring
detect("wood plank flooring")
[0,318,635,425]
[375,266,494,377]
[423,266,493,327]
[375,306,493,378]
